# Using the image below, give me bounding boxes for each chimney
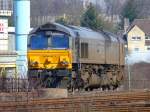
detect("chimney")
[83,0,91,10]
[124,18,129,34]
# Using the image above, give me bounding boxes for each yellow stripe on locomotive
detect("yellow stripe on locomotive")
[28,50,72,70]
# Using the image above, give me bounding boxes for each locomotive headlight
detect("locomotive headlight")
[60,56,69,66]
[30,61,39,67]
[60,60,69,66]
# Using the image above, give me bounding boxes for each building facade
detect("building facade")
[0,0,17,77]
[0,0,12,10]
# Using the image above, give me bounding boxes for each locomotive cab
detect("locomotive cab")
[27,23,72,88]
[28,32,72,69]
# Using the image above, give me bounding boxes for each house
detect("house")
[126,19,150,53]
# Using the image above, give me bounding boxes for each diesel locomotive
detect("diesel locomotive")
[27,23,125,90]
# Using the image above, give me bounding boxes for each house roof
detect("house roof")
[128,19,150,35]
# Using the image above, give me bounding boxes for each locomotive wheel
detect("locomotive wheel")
[28,70,42,89]
[43,76,68,88]
[28,69,70,89]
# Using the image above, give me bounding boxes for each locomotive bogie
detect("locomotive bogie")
[71,63,124,90]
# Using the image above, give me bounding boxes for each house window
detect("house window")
[147,46,150,50]
[145,36,150,40]
[147,47,150,50]
[137,37,141,40]
[131,37,141,41]
[134,48,139,51]
[132,37,136,40]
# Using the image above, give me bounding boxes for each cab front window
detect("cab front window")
[51,34,69,49]
[30,32,48,50]
[29,32,69,50]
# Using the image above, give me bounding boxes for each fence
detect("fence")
[0,78,47,93]
[0,77,149,103]
[123,79,150,90]
[0,77,149,93]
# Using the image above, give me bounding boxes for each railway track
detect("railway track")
[0,90,150,112]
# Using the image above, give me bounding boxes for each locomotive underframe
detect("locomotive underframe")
[28,69,72,88]
[28,63,124,91]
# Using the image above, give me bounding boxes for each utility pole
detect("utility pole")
[14,0,30,78]
[128,60,131,90]
[126,55,131,90]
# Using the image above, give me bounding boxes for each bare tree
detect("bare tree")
[31,0,83,26]
[136,0,150,18]
[104,0,125,16]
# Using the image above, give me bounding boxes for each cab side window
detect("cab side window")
[81,43,88,58]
